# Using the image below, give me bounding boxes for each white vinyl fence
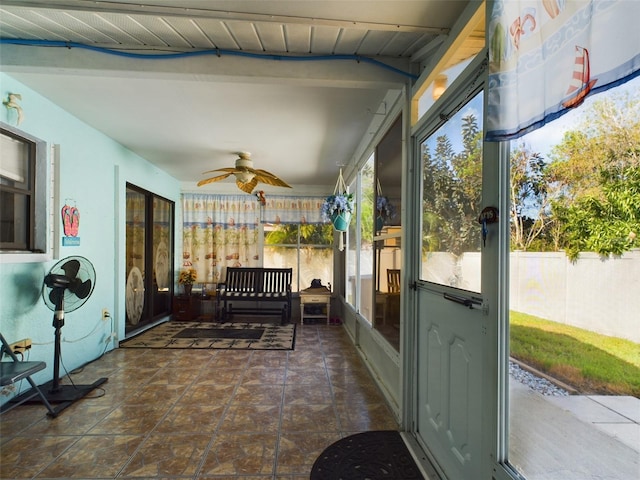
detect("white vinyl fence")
[423,250,640,343]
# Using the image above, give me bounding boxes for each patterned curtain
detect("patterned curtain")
[261,195,326,224]
[182,194,261,284]
[182,193,327,283]
[486,0,640,141]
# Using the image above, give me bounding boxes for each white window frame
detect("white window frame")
[0,123,54,263]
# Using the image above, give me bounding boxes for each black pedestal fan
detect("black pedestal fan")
[13,256,107,416]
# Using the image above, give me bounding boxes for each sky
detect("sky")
[517,74,639,160]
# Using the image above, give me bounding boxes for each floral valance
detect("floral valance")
[261,195,326,225]
[182,193,326,225]
[486,0,640,142]
[182,193,260,228]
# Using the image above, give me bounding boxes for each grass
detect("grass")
[510,311,640,397]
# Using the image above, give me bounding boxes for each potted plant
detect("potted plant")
[376,195,396,232]
[321,192,354,232]
[178,268,197,296]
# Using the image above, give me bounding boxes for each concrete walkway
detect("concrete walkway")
[509,380,639,479]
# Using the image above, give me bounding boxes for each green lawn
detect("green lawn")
[510,311,640,397]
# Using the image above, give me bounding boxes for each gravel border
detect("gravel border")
[509,361,570,396]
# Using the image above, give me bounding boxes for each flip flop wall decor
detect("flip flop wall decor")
[61,204,80,237]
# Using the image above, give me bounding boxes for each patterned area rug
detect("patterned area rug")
[120,321,295,350]
[311,431,425,480]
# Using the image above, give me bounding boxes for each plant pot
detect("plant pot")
[331,211,351,232]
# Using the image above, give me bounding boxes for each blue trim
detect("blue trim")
[0,38,419,81]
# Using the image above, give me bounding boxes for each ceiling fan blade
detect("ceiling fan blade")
[254,170,292,188]
[236,177,258,193]
[61,258,81,279]
[202,167,237,174]
[197,172,234,187]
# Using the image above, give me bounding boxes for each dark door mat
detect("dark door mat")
[174,327,264,340]
[311,430,425,480]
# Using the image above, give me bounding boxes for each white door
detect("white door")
[410,64,499,479]
[415,286,485,478]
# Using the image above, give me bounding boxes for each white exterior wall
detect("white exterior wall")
[423,250,640,343]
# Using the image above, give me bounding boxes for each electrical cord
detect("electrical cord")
[0,38,419,80]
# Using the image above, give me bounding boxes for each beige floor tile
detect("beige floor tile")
[199,432,278,476]
[276,432,342,476]
[36,435,144,478]
[118,433,210,477]
[0,324,399,479]
[1,435,80,479]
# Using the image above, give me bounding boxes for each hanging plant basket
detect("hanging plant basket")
[375,179,396,233]
[321,169,354,250]
[321,169,354,229]
[331,211,352,232]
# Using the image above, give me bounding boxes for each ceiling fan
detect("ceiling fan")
[197,151,292,193]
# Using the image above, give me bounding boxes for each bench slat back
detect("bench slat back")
[226,268,259,292]
[263,268,292,293]
[224,267,292,293]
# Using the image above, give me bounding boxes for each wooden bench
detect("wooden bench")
[216,267,292,324]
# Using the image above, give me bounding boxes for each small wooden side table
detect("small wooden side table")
[173,295,198,321]
[299,287,331,325]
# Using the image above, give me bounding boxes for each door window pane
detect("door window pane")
[419,91,484,293]
[126,188,146,328]
[152,196,172,316]
[126,185,174,333]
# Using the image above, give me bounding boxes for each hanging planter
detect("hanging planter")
[321,169,354,250]
[331,210,352,232]
[375,179,396,233]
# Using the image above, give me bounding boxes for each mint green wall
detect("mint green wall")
[0,73,180,392]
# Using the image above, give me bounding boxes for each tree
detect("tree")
[422,114,483,255]
[554,166,640,260]
[549,90,640,257]
[265,223,333,245]
[509,142,552,251]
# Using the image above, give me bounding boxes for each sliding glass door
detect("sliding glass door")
[125,183,174,334]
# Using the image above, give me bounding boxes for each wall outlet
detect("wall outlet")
[102,308,110,320]
[7,338,31,353]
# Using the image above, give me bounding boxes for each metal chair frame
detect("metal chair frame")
[0,333,57,417]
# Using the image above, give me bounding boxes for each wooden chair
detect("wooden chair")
[0,333,57,417]
[374,270,401,326]
[387,269,401,293]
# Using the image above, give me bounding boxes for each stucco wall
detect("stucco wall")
[0,73,181,400]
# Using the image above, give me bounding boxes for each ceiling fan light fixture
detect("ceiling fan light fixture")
[235,170,256,183]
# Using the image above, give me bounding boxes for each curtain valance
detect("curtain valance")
[182,193,326,225]
[486,0,640,142]
[261,195,326,224]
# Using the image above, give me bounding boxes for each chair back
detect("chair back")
[387,269,401,293]
[0,333,19,362]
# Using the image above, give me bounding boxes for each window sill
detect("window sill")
[0,252,53,264]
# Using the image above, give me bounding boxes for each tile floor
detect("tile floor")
[0,323,399,479]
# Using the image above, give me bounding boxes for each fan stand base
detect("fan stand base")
[9,377,108,417]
